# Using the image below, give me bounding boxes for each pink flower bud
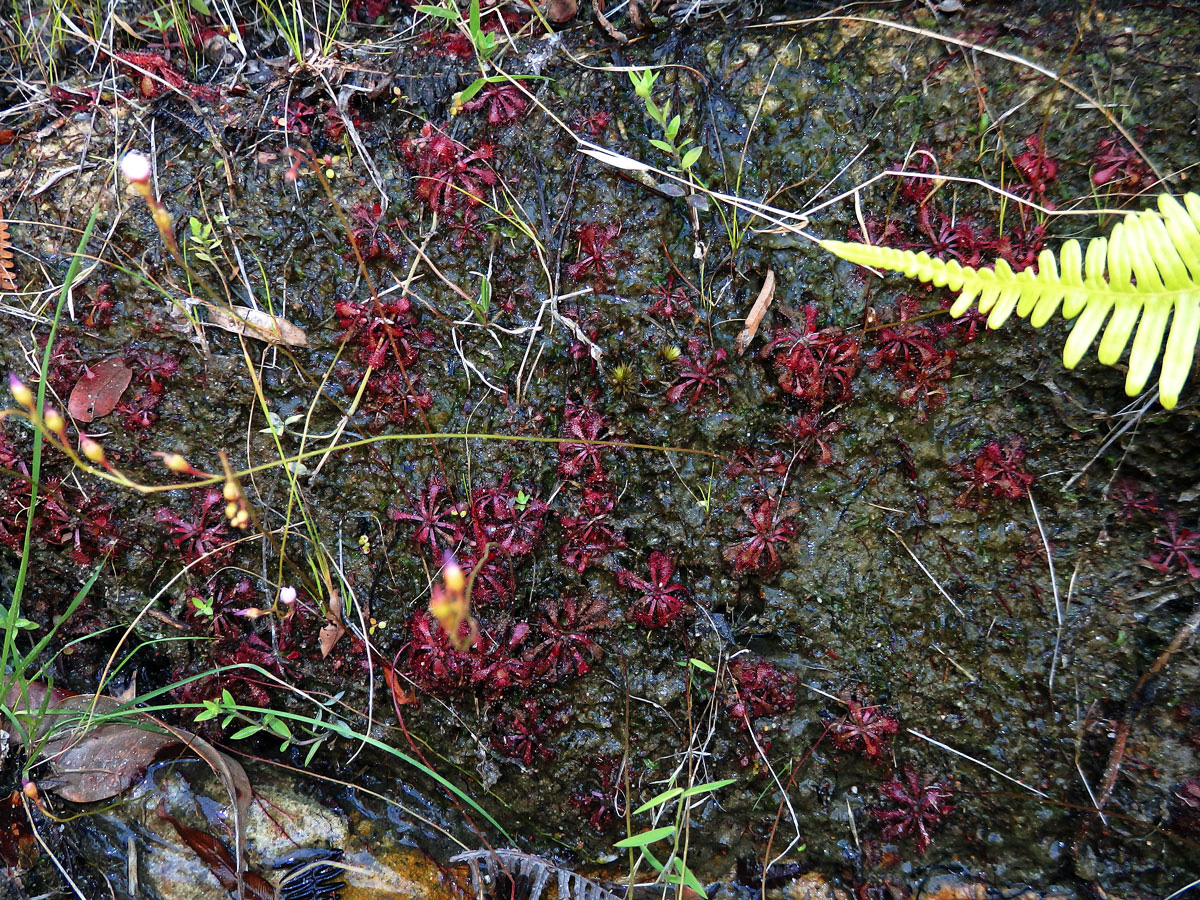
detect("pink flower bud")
[8,375,32,408]
[43,407,65,434]
[80,436,105,464]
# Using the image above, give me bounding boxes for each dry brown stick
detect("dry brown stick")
[1073,598,1200,860]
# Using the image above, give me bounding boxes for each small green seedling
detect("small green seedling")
[616,777,736,899]
[259,409,306,438]
[186,216,223,266]
[467,269,492,325]
[628,70,704,176]
[196,690,296,752]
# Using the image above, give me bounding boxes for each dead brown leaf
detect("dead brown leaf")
[593,0,627,41]
[735,268,775,357]
[382,658,421,711]
[541,0,577,24]
[158,805,275,900]
[12,683,253,880]
[319,590,347,658]
[33,693,250,808]
[68,358,133,422]
[40,717,177,802]
[207,306,308,347]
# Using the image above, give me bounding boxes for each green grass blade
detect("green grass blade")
[1,208,98,687]
[614,825,676,848]
[632,787,683,815]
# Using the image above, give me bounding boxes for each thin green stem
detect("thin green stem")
[1,208,97,690]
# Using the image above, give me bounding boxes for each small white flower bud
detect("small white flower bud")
[120,151,152,183]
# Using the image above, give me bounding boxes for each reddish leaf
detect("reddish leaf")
[158,805,276,900]
[381,657,421,710]
[68,358,133,422]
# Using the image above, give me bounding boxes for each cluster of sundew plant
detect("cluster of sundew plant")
[3,155,718,518]
[21,121,955,859]
[0,36,1047,898]
[0,199,525,847]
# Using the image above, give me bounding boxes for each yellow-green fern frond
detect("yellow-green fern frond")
[821,192,1200,409]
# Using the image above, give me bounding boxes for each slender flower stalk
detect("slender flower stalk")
[121,151,182,259]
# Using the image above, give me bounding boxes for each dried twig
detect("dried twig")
[888,526,965,617]
[1028,491,1064,687]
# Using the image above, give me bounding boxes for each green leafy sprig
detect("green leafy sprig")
[629,70,704,175]
[822,192,1200,408]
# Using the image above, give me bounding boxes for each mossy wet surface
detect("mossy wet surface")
[1,2,1199,897]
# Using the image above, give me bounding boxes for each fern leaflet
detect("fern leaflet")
[0,206,17,293]
[451,848,624,900]
[821,192,1200,409]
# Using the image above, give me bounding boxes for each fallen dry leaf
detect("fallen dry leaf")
[592,0,627,41]
[319,590,347,658]
[207,306,307,347]
[382,658,421,711]
[735,268,775,356]
[41,718,177,802]
[541,0,577,24]
[158,805,276,900]
[68,358,133,422]
[33,693,250,807]
[11,682,253,879]
[17,686,258,892]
